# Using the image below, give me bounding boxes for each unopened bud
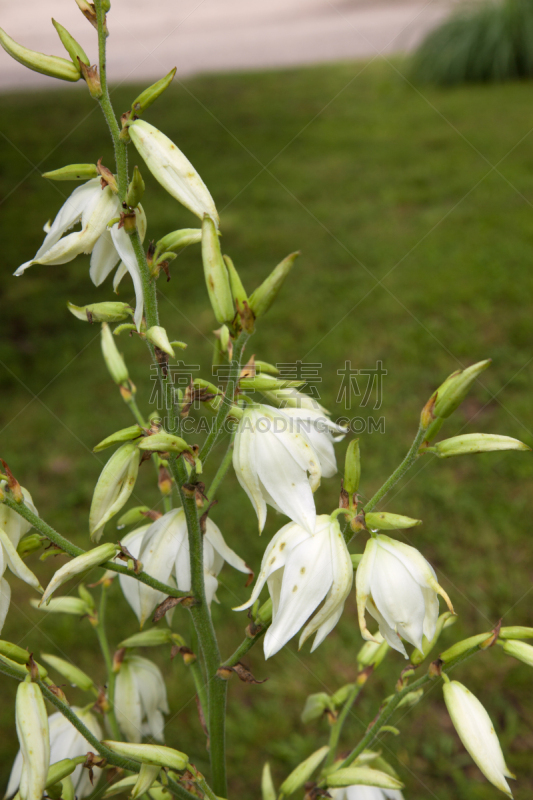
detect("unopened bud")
[41,543,118,604]
[501,639,533,667]
[255,360,280,376]
[130,68,177,116]
[117,506,151,529]
[119,629,173,648]
[16,680,50,800]
[411,611,456,665]
[279,746,329,796]
[68,300,132,323]
[94,425,144,452]
[154,229,203,262]
[249,251,299,319]
[240,377,303,392]
[126,166,145,208]
[262,763,276,800]
[52,19,90,67]
[102,741,188,770]
[101,323,129,385]
[17,533,43,559]
[327,767,403,791]
[364,512,421,530]
[440,632,491,663]
[223,255,248,308]
[146,326,175,357]
[89,443,140,540]
[201,215,234,324]
[138,431,193,455]
[30,596,91,616]
[426,433,530,459]
[499,626,533,640]
[43,164,98,181]
[301,692,331,723]
[132,764,161,799]
[356,633,389,669]
[45,759,78,790]
[331,683,356,706]
[433,360,491,420]
[40,654,95,692]
[344,439,361,496]
[0,28,81,81]
[397,688,424,709]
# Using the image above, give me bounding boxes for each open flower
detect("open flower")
[15,179,147,329]
[443,679,514,798]
[233,405,321,534]
[331,788,404,800]
[7,708,102,800]
[356,534,454,658]
[279,406,347,478]
[118,509,251,626]
[115,655,169,743]
[236,515,353,658]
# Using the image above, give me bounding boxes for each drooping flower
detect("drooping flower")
[12,680,49,800]
[114,655,169,743]
[330,787,404,800]
[6,708,103,800]
[236,515,353,659]
[279,406,347,478]
[356,534,454,658]
[233,405,322,534]
[118,510,251,626]
[14,179,147,329]
[443,679,514,798]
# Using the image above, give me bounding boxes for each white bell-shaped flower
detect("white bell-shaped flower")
[233,405,321,534]
[443,679,515,798]
[279,406,347,478]
[356,534,454,658]
[118,510,251,627]
[114,655,169,743]
[331,787,404,800]
[14,179,147,329]
[6,707,102,800]
[236,515,353,659]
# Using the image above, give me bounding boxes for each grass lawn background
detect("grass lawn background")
[1,57,533,799]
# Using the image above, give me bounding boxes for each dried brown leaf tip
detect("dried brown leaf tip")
[216,661,267,684]
[152,595,197,624]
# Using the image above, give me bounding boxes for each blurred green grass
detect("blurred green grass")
[1,58,533,799]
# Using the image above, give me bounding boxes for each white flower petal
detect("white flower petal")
[137,510,185,626]
[370,548,426,651]
[36,179,101,258]
[205,518,250,575]
[0,577,11,634]
[110,222,145,330]
[90,230,120,286]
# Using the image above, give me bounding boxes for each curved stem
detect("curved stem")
[222,625,269,668]
[207,434,235,501]
[94,583,122,740]
[364,425,426,513]
[323,681,366,770]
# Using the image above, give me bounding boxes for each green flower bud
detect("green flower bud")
[411,611,456,665]
[254,360,280,376]
[248,251,299,319]
[356,633,389,669]
[45,759,79,789]
[433,360,491,420]
[137,432,192,455]
[223,255,248,308]
[117,506,151,529]
[499,626,533,639]
[279,746,329,796]
[30,597,90,616]
[256,597,273,625]
[365,511,421,530]
[126,166,145,208]
[132,765,160,799]
[51,19,90,67]
[344,439,361,495]
[261,763,276,800]
[130,68,177,116]
[17,533,43,559]
[41,543,119,604]
[119,629,174,648]
[501,639,533,667]
[40,654,95,692]
[397,688,424,709]
[301,692,331,723]
[331,683,356,707]
[101,322,129,385]
[426,433,530,459]
[154,229,203,260]
[94,425,144,453]
[440,632,491,663]
[89,443,140,540]
[327,767,403,791]
[102,741,188,770]
[0,642,46,677]
[0,28,81,81]
[78,584,95,609]
[16,680,50,800]
[239,377,303,391]
[201,215,234,324]
[43,164,98,181]
[146,326,175,357]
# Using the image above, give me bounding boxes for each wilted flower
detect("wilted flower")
[443,679,514,798]
[236,515,353,659]
[331,787,404,800]
[114,655,169,743]
[14,179,147,328]
[356,534,453,658]
[118,509,251,626]
[6,707,103,800]
[233,405,322,534]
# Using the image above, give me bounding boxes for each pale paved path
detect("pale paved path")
[0,0,456,91]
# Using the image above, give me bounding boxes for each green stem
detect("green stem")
[124,393,147,427]
[364,425,427,513]
[222,625,269,668]
[94,583,122,740]
[189,660,208,721]
[323,681,366,770]
[131,230,160,328]
[207,434,235,501]
[1,494,187,598]
[94,0,128,200]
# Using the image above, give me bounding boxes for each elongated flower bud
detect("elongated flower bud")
[201,215,234,324]
[40,654,95,692]
[102,741,188,770]
[224,255,248,308]
[0,28,81,81]
[501,639,533,667]
[443,679,514,797]
[30,596,90,616]
[16,680,50,800]
[51,19,90,67]
[131,764,160,799]
[101,323,129,385]
[126,167,145,208]
[94,425,144,452]
[356,632,389,669]
[427,433,530,458]
[433,360,491,420]
[128,120,218,223]
[344,439,361,495]
[43,164,99,181]
[411,610,456,665]
[68,301,132,323]
[326,766,404,790]
[154,228,202,261]
[364,511,421,530]
[146,326,175,357]
[41,543,118,604]
[119,629,174,648]
[137,432,192,455]
[130,68,177,116]
[279,746,329,796]
[301,692,331,723]
[249,251,299,319]
[45,759,78,789]
[262,763,276,800]
[89,443,140,540]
